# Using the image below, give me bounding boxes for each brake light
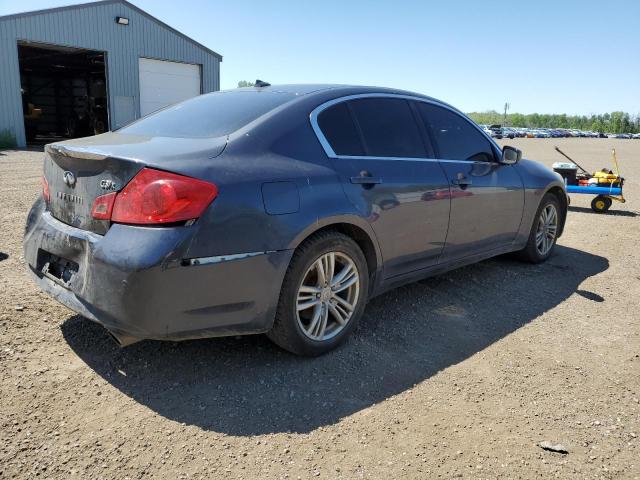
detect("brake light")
[109,168,218,224]
[42,176,50,202]
[91,192,117,220]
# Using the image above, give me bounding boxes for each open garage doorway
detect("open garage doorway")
[18,42,109,145]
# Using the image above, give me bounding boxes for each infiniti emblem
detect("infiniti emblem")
[63,171,76,187]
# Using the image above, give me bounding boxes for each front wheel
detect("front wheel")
[517,193,561,263]
[267,231,369,356]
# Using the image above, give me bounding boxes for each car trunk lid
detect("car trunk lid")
[44,144,142,234]
[43,132,227,234]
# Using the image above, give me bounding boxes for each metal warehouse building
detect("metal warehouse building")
[0,0,222,147]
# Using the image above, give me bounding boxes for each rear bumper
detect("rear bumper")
[24,199,293,344]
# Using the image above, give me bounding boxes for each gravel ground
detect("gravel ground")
[1,138,639,479]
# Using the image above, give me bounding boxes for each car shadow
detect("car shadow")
[62,245,608,436]
[568,205,638,217]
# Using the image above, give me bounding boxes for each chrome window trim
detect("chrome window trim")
[309,92,501,162]
[318,154,490,165]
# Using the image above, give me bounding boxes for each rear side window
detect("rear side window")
[118,91,293,138]
[417,103,496,162]
[349,98,426,158]
[316,102,364,156]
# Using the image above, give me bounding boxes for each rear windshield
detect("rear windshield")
[118,91,294,138]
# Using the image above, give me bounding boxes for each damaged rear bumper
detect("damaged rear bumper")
[23,199,293,344]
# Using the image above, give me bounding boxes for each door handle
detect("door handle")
[451,174,472,188]
[350,171,382,185]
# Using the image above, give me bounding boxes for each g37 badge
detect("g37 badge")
[99,179,118,191]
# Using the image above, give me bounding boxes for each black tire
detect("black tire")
[591,195,612,213]
[517,193,562,263]
[267,231,369,356]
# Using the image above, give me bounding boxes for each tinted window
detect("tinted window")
[119,91,293,138]
[349,98,426,158]
[317,102,364,156]
[417,103,496,162]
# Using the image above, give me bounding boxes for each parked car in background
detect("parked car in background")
[549,130,563,138]
[502,127,516,139]
[24,84,568,355]
[533,129,551,138]
[607,133,631,139]
[503,128,636,139]
[488,124,503,139]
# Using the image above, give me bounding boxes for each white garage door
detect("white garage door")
[139,58,201,116]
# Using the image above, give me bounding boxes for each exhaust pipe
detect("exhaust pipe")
[107,330,140,347]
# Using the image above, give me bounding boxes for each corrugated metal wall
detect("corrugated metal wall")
[0,1,221,146]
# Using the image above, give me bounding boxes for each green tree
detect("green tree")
[510,113,526,127]
[467,110,639,133]
[591,119,604,132]
[237,80,255,88]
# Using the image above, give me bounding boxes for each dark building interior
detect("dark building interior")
[18,42,109,145]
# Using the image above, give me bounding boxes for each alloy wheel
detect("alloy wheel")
[535,203,558,256]
[295,252,360,341]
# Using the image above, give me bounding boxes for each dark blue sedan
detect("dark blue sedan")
[24,84,567,355]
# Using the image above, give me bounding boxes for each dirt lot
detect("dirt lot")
[1,138,639,479]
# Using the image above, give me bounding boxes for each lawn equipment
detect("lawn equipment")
[553,147,625,213]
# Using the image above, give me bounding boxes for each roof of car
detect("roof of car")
[235,83,433,96]
[231,83,451,109]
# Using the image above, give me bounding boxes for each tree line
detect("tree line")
[467,111,640,134]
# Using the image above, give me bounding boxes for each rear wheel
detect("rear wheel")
[591,195,612,213]
[267,231,368,356]
[517,193,561,263]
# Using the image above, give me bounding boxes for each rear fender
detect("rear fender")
[287,214,383,293]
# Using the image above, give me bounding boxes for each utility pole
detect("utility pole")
[503,102,510,126]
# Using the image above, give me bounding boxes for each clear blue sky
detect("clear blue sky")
[2,0,639,115]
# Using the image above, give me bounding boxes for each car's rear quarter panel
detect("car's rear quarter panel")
[183,93,379,260]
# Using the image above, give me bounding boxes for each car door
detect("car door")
[312,95,451,278]
[415,102,524,261]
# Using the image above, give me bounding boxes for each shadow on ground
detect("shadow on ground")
[568,205,638,217]
[62,245,607,435]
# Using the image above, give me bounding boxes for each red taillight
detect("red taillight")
[91,192,117,220]
[42,176,50,202]
[109,168,218,224]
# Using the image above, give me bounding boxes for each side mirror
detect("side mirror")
[501,145,522,164]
